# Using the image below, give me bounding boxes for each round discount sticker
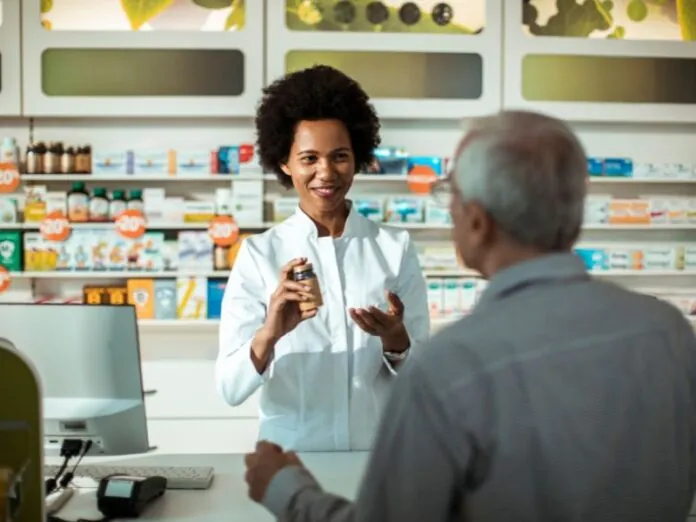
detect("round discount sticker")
[406,165,438,195]
[116,209,146,239]
[0,163,20,194]
[208,215,240,247]
[0,266,10,294]
[40,211,71,242]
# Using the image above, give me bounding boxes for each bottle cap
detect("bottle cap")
[293,262,313,273]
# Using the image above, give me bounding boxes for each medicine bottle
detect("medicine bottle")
[25,144,39,174]
[89,187,110,222]
[214,245,230,271]
[61,146,76,174]
[34,142,47,173]
[67,182,89,223]
[127,189,144,213]
[292,263,323,312]
[109,190,127,220]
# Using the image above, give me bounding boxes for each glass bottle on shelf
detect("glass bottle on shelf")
[25,144,39,174]
[127,189,144,213]
[61,147,76,174]
[109,190,127,220]
[89,187,110,222]
[44,142,62,174]
[34,142,47,173]
[67,182,89,223]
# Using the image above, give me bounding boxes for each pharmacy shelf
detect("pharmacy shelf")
[135,315,696,331]
[20,173,408,183]
[4,222,696,235]
[588,177,696,184]
[20,174,266,182]
[12,268,696,280]
[139,319,221,329]
[18,222,271,230]
[16,271,231,279]
[136,317,460,331]
[19,174,696,184]
[423,269,696,278]
[582,224,696,230]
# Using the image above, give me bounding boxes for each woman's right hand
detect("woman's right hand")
[261,257,318,343]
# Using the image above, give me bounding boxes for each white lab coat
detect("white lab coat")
[215,204,430,451]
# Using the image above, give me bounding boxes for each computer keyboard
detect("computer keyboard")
[43,463,214,490]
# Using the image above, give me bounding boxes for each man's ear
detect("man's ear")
[280,164,291,177]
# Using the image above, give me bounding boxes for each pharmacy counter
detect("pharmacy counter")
[50,451,696,521]
[51,452,368,522]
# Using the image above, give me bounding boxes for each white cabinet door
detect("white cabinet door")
[0,0,21,115]
[147,419,259,454]
[21,0,263,117]
[141,360,260,420]
[502,0,696,123]
[265,0,503,120]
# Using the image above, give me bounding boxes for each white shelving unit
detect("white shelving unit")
[19,173,696,184]
[9,268,696,280]
[6,171,696,332]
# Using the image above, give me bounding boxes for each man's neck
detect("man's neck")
[480,246,562,280]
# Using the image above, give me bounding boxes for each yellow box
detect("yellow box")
[608,199,650,225]
[127,279,155,319]
[176,277,207,319]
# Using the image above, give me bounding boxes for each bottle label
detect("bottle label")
[109,201,127,220]
[67,194,89,221]
[293,270,314,282]
[89,198,109,220]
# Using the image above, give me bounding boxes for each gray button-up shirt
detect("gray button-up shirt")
[263,253,696,522]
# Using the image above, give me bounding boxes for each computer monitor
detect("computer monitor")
[0,303,149,457]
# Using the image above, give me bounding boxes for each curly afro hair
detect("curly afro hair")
[255,65,381,189]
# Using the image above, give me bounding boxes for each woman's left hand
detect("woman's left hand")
[349,291,410,353]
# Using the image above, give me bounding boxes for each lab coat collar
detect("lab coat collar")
[290,200,364,239]
[477,253,589,306]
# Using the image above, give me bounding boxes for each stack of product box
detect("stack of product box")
[82,277,227,321]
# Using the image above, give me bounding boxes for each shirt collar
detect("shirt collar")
[477,253,588,306]
[290,200,364,239]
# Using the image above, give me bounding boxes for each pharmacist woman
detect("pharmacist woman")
[215,65,430,452]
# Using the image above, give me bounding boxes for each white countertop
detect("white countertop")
[48,451,696,521]
[51,452,369,522]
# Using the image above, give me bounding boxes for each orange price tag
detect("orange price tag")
[116,209,146,239]
[0,266,10,294]
[406,165,438,195]
[40,211,71,242]
[0,162,20,194]
[208,216,240,247]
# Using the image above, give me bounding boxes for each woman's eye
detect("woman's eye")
[301,156,316,164]
[333,153,349,162]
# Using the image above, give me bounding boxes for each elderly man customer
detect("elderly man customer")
[244,109,696,522]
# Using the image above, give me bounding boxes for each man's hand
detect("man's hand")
[349,291,410,354]
[244,441,304,503]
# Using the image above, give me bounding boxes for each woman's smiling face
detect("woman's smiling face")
[281,119,356,216]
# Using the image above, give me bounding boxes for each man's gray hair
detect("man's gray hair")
[453,110,588,251]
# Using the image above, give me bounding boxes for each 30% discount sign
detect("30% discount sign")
[406,166,438,195]
[0,162,20,194]
[208,216,240,247]
[115,209,146,239]
[40,211,72,242]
